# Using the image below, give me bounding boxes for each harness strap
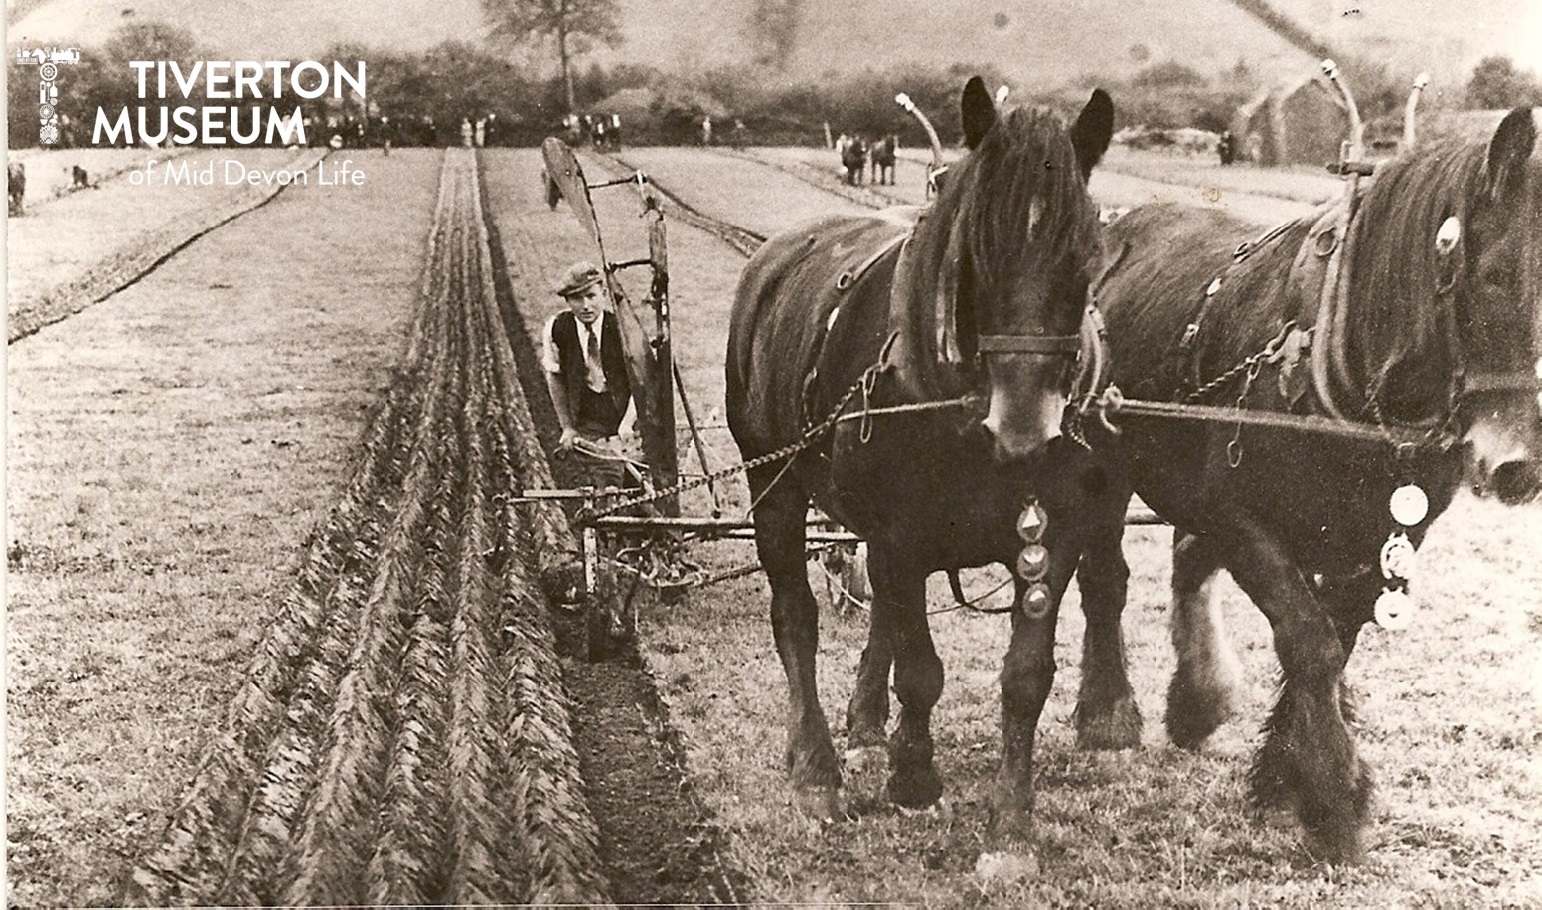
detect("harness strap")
[1466,373,1542,393]
[1179,276,1226,392]
[948,570,968,605]
[1309,196,1358,420]
[977,333,1081,354]
[836,230,909,293]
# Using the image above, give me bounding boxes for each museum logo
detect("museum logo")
[14,46,82,145]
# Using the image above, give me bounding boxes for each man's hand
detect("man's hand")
[558,427,579,452]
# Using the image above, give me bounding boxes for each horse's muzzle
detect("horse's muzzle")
[1467,411,1542,504]
[1476,455,1540,504]
[982,358,1068,462]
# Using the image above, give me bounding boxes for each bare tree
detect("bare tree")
[483,0,622,115]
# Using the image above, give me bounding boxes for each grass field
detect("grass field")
[6,142,1540,906]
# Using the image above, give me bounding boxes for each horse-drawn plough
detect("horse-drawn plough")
[530,91,1184,649]
[535,63,1542,872]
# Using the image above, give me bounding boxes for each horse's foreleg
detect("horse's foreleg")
[1165,531,1243,749]
[845,602,891,749]
[1072,487,1143,751]
[749,465,842,820]
[1221,520,1370,864]
[873,547,942,809]
[992,525,1076,844]
[1315,568,1377,731]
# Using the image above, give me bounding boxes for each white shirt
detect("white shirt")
[542,310,607,393]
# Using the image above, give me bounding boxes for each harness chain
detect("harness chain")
[1181,322,1294,406]
[582,365,879,520]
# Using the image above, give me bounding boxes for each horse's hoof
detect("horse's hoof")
[843,745,888,779]
[792,785,844,822]
[1075,697,1144,750]
[1165,674,1238,749]
[1304,827,1366,866]
[975,849,1039,884]
[886,764,942,809]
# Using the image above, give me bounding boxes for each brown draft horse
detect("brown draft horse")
[725,77,1113,835]
[1052,108,1542,864]
[870,135,898,185]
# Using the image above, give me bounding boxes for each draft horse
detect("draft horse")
[840,135,867,186]
[726,77,1113,835]
[1059,107,1542,863]
[870,135,898,185]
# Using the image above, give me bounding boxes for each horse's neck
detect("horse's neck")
[1336,208,1461,423]
[885,212,976,403]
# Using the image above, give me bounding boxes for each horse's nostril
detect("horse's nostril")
[1490,459,1541,505]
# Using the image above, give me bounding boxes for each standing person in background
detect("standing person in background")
[1217,129,1236,166]
[700,116,713,146]
[542,261,638,490]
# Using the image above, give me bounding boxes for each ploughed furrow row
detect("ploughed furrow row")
[127,248,433,904]
[595,153,767,256]
[440,178,518,904]
[128,148,605,905]
[8,147,332,343]
[468,153,608,901]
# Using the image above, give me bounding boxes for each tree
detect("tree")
[1465,55,1542,109]
[482,0,622,115]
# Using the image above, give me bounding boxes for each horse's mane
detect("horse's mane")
[947,107,1102,313]
[1348,134,1541,415]
[896,106,1100,390]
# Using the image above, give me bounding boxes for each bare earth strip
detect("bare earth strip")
[4,147,433,906]
[7,146,328,342]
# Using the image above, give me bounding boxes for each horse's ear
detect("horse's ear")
[1484,106,1536,202]
[1070,88,1115,182]
[961,76,997,150]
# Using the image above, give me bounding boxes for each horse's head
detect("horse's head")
[927,77,1113,461]
[1349,107,1542,503]
[1430,108,1542,503]
[1459,108,1542,503]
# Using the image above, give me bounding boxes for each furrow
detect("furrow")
[275,155,462,906]
[127,308,426,905]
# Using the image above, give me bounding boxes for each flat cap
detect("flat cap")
[555,261,604,297]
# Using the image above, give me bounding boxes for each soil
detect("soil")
[480,170,752,906]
